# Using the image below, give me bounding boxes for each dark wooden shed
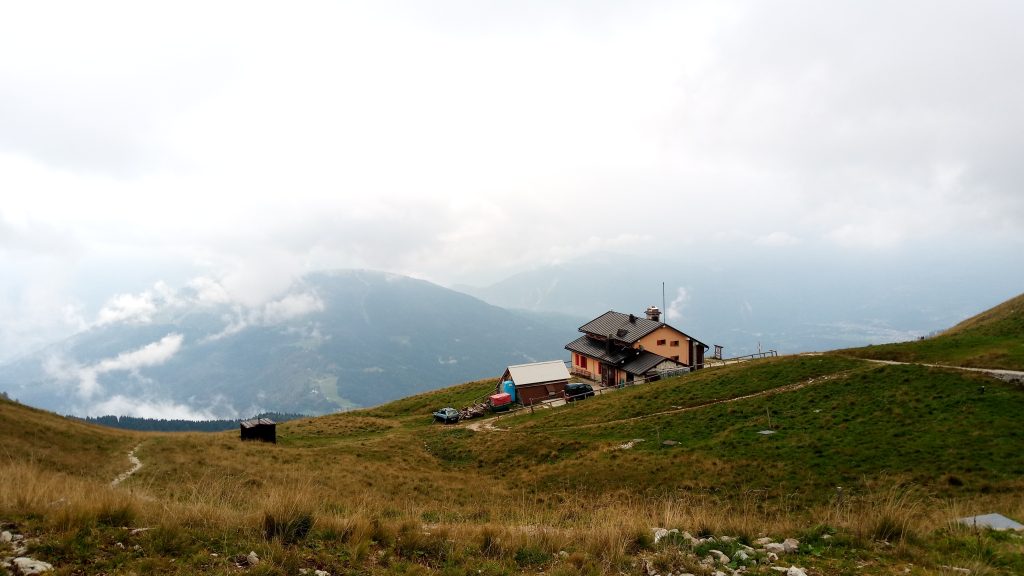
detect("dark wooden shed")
[240,418,276,443]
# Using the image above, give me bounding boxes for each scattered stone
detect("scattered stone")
[939,566,971,574]
[758,430,776,435]
[719,536,735,543]
[0,531,11,543]
[786,567,808,576]
[764,542,785,554]
[957,513,1024,531]
[766,552,779,563]
[12,557,54,575]
[708,550,730,564]
[782,538,800,553]
[653,528,670,544]
[754,537,773,546]
[247,551,260,566]
[662,440,679,446]
[735,550,750,562]
[620,439,645,449]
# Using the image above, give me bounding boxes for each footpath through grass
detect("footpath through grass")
[844,291,1024,371]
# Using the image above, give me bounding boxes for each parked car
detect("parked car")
[432,407,460,424]
[564,382,594,401]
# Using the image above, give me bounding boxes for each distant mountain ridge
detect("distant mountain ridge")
[0,270,578,418]
[463,252,1024,358]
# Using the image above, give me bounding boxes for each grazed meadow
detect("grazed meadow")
[2,294,1024,575]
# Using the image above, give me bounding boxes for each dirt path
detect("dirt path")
[856,358,1024,381]
[466,419,507,432]
[469,364,873,433]
[466,356,1022,435]
[111,443,143,487]
[555,365,871,431]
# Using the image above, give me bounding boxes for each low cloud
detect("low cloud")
[85,394,228,420]
[45,333,184,399]
[95,281,181,326]
[204,291,325,342]
[261,292,324,325]
[667,287,689,323]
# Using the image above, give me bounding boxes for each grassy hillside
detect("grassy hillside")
[2,356,1023,575]
[0,394,136,481]
[844,292,1024,370]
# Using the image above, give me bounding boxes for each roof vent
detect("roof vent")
[629,313,636,323]
[617,328,628,338]
[645,305,661,322]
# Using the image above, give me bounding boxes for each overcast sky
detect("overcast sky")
[2,0,1023,360]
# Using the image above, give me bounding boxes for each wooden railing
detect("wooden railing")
[702,350,778,367]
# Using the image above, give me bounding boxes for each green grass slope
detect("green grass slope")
[0,394,138,481]
[843,292,1024,370]
[3,352,1024,574]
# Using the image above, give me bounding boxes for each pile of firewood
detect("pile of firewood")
[458,403,488,420]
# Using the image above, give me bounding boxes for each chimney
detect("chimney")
[628,313,636,323]
[645,305,661,322]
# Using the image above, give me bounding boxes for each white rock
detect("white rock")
[786,567,808,576]
[719,536,735,543]
[764,542,785,554]
[766,552,779,563]
[247,551,260,565]
[315,571,330,576]
[653,528,670,544]
[0,531,11,543]
[12,557,54,575]
[709,550,731,564]
[735,550,750,562]
[782,538,800,553]
[754,537,773,546]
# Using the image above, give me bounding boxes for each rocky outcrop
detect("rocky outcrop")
[1,528,53,575]
[644,528,807,576]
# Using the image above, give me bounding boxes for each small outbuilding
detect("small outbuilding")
[499,360,571,406]
[240,417,276,443]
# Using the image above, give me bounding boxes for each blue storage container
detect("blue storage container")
[502,380,516,401]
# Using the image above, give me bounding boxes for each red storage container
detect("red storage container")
[489,393,512,406]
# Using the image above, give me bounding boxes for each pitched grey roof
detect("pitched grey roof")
[505,360,570,386]
[240,418,275,428]
[621,351,681,375]
[578,311,661,344]
[565,335,633,364]
[577,310,709,349]
[567,335,681,375]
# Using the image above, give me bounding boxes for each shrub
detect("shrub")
[262,510,314,544]
[514,545,550,567]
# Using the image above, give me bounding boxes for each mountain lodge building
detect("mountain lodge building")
[566,306,708,387]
